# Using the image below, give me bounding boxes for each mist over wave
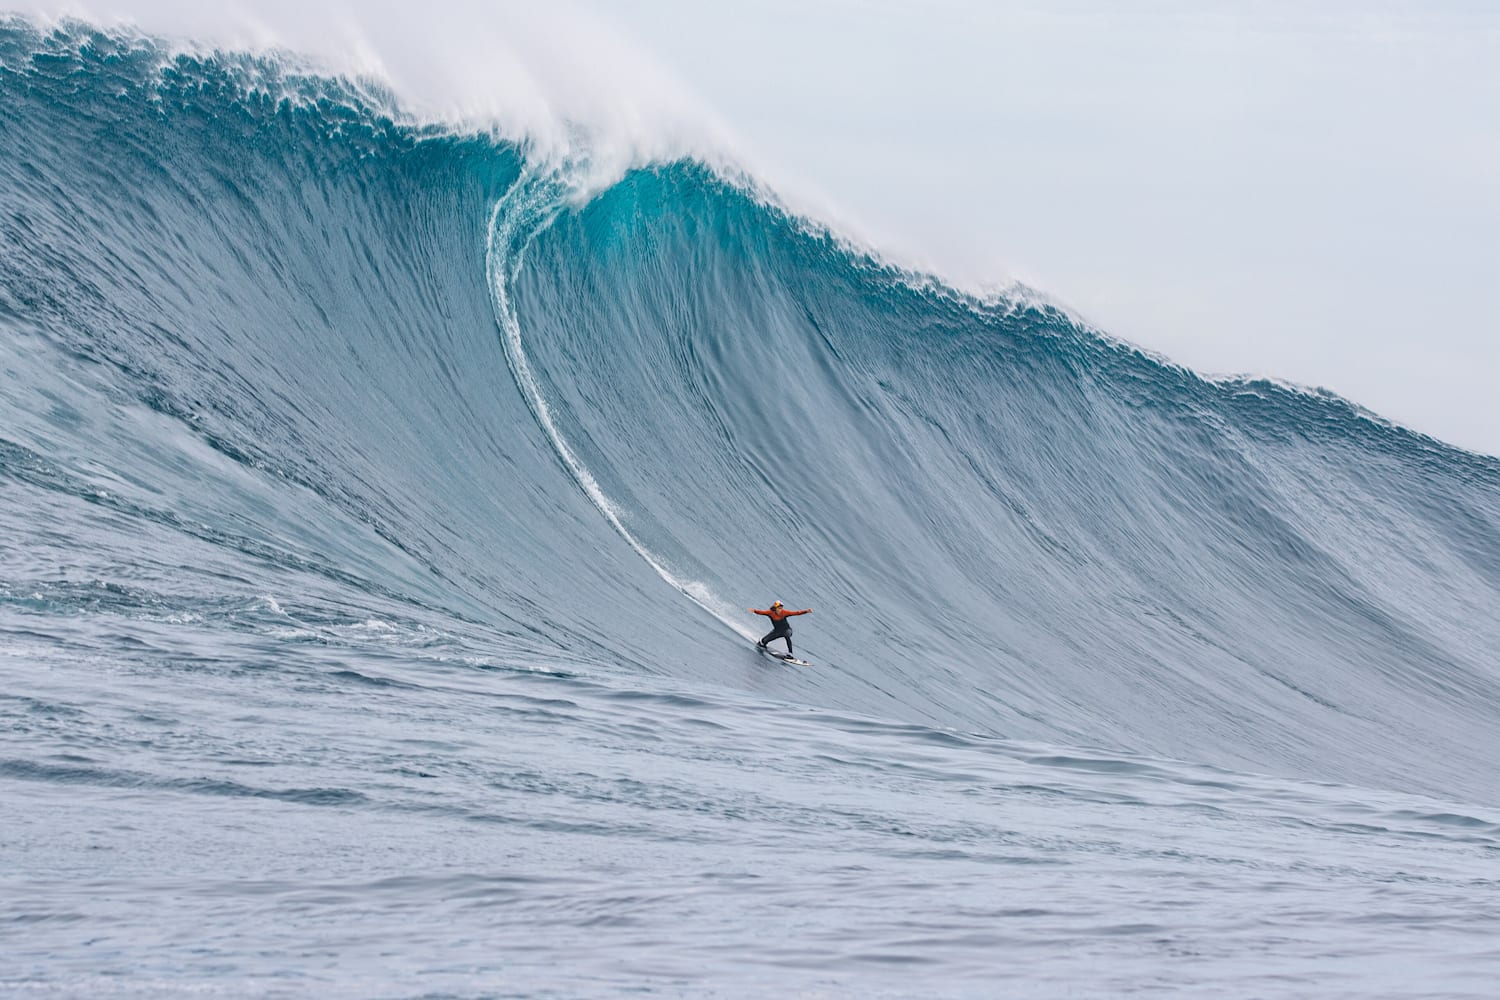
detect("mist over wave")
[4,19,1500,998]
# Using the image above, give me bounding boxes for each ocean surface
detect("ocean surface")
[3,20,1500,998]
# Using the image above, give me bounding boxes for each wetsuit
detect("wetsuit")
[751,606,810,655]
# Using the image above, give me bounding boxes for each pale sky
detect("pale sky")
[16,0,1500,453]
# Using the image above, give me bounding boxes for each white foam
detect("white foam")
[9,2,991,291]
[11,0,741,182]
[249,594,286,616]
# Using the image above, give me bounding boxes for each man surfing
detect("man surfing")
[749,601,812,658]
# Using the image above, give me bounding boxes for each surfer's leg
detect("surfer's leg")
[759,628,779,648]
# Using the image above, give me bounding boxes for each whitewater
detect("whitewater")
[3,19,1500,998]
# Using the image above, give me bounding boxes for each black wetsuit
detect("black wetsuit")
[759,620,794,655]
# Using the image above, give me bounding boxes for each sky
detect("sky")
[13,0,1500,453]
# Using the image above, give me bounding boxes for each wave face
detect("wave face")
[499,157,1500,771]
[5,18,1500,795]
[5,21,1500,997]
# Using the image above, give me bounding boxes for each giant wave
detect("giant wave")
[5,21,1500,996]
[4,20,1499,800]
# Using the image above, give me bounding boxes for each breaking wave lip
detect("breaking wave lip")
[3,3,745,187]
[5,11,1496,472]
[0,11,1075,323]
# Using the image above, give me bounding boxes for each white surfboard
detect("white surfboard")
[759,645,811,666]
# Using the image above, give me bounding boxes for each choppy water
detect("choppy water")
[3,20,1500,998]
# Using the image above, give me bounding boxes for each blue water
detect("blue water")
[4,20,1500,998]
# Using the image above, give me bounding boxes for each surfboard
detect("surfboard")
[759,645,811,666]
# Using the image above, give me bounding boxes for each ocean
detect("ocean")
[3,19,1500,998]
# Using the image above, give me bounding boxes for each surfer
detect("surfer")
[750,601,812,657]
